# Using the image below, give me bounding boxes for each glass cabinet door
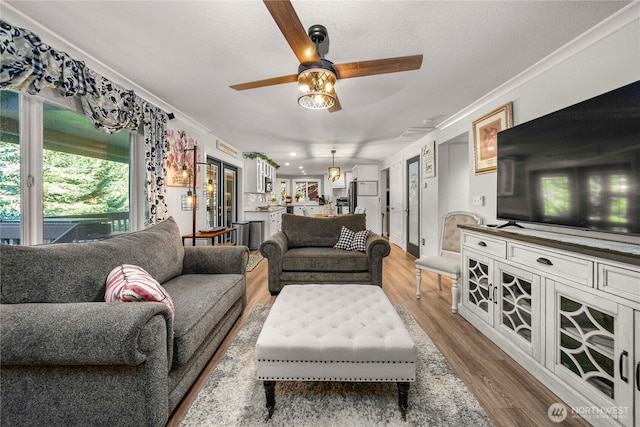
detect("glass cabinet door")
[548,281,634,425]
[462,251,494,325]
[496,263,540,359]
[559,295,615,399]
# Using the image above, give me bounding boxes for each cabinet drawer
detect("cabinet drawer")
[598,263,640,303]
[463,233,506,258]
[508,243,593,287]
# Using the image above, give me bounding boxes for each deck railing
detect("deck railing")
[0,212,130,245]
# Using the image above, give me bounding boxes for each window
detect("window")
[294,180,319,202]
[279,180,288,202]
[0,91,21,244]
[540,175,570,218]
[588,171,630,231]
[42,102,131,242]
[0,90,134,245]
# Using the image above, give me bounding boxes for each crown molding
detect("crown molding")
[439,1,640,130]
[1,2,211,134]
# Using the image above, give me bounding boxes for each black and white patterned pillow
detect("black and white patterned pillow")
[333,226,355,250]
[350,229,371,252]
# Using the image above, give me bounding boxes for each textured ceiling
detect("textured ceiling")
[2,1,631,175]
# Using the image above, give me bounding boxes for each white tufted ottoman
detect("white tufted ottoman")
[255,284,416,419]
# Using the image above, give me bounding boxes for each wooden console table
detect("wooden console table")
[181,227,236,246]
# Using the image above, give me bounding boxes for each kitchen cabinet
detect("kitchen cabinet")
[244,157,276,193]
[325,173,346,189]
[352,164,378,181]
[459,226,640,427]
[293,205,322,216]
[349,164,381,233]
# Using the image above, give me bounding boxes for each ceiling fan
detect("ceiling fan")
[230,0,423,112]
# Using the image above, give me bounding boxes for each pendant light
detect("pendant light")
[328,149,340,182]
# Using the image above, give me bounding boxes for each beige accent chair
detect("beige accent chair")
[415,211,481,313]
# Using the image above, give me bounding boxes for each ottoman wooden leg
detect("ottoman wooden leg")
[397,381,410,420]
[264,381,276,419]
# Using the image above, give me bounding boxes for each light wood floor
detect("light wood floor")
[167,244,588,427]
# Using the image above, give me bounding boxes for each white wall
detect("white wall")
[437,138,469,221]
[383,6,640,254]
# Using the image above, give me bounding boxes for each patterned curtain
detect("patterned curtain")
[143,102,168,225]
[1,19,169,225]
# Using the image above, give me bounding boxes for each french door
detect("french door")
[406,155,420,257]
[206,157,238,235]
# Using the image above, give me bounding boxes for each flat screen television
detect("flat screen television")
[496,80,640,236]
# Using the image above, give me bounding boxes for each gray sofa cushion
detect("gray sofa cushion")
[164,273,245,367]
[282,247,369,272]
[282,214,367,248]
[1,218,184,304]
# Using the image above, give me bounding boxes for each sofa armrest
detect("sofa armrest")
[260,231,289,260]
[182,245,249,275]
[365,232,391,258]
[1,302,173,367]
[260,232,289,294]
[365,232,391,287]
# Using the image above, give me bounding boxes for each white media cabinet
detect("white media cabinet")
[458,225,639,426]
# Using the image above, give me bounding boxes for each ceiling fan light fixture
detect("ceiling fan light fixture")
[297,60,336,110]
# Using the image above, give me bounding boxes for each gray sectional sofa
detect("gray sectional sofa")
[0,217,248,427]
[260,214,391,294]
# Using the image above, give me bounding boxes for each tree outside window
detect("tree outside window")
[294,180,319,202]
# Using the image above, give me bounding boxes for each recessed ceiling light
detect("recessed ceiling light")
[298,166,303,169]
[290,152,297,156]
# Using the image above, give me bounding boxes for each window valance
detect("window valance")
[0,20,144,134]
[0,19,168,225]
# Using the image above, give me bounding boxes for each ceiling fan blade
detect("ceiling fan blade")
[333,55,423,79]
[230,74,298,91]
[328,95,342,113]
[263,0,321,65]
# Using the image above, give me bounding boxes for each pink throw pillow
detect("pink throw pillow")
[105,264,175,318]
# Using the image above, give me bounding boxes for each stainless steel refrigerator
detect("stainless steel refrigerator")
[347,180,357,214]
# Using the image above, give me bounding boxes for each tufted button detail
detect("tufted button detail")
[255,284,417,383]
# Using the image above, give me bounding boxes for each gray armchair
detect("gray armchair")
[260,214,390,295]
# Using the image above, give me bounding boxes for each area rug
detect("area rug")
[181,304,493,426]
[246,252,263,272]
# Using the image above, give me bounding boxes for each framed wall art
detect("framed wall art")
[421,140,435,179]
[472,102,513,174]
[166,129,201,187]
